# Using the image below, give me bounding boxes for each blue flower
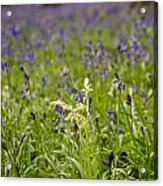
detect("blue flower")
[25,52,35,61]
[113,73,125,92]
[11,25,21,37]
[66,87,78,94]
[132,41,142,56]
[6,48,13,57]
[126,94,132,106]
[75,91,85,103]
[59,30,68,42]
[20,65,30,86]
[102,151,115,167]
[107,108,117,125]
[55,104,65,115]
[1,62,9,72]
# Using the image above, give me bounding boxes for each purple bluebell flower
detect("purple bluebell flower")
[66,87,72,94]
[55,104,65,115]
[72,88,78,94]
[75,91,85,103]
[66,87,78,94]
[6,48,13,57]
[1,62,9,72]
[20,65,30,86]
[107,108,114,117]
[120,44,128,53]
[102,151,115,167]
[126,94,132,106]
[97,51,104,61]
[107,108,117,125]
[132,41,142,56]
[11,25,21,37]
[25,52,35,61]
[135,19,146,30]
[115,38,128,53]
[102,159,110,167]
[59,29,68,42]
[1,118,4,126]
[113,73,125,92]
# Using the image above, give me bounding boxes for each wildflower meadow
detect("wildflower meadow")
[1,2,158,180]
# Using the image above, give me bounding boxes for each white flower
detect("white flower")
[84,77,89,88]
